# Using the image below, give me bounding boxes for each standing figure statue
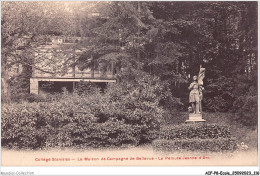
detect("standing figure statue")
[189,66,205,114]
[189,75,200,114]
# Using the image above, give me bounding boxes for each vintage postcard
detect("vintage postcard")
[1,1,258,173]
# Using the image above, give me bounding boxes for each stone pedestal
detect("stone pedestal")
[30,78,39,95]
[185,113,206,123]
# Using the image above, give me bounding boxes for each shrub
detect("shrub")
[159,123,231,140]
[2,72,183,149]
[46,118,142,148]
[152,138,237,152]
[1,102,50,149]
[103,75,167,143]
[74,81,101,95]
[1,74,164,149]
[1,98,143,149]
[153,123,237,152]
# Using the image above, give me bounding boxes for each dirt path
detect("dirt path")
[1,146,257,166]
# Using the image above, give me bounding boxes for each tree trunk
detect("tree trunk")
[1,65,11,103]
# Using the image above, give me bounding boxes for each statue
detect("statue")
[186,66,205,123]
[189,75,200,114]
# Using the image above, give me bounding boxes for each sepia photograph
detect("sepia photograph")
[1,0,258,172]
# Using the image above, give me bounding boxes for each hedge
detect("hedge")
[153,123,237,152]
[1,101,143,149]
[159,123,231,140]
[152,138,237,152]
[1,89,161,149]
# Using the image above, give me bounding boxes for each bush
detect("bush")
[1,102,49,149]
[153,123,237,152]
[159,123,231,140]
[152,138,237,152]
[2,73,166,149]
[1,98,143,149]
[74,81,101,95]
[2,71,183,149]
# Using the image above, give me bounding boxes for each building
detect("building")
[30,36,117,94]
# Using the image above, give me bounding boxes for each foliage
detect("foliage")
[152,137,237,152]
[147,2,257,115]
[85,1,258,117]
[2,102,50,149]
[153,123,237,152]
[231,68,258,128]
[1,98,139,149]
[2,73,169,148]
[1,1,258,137]
[159,123,231,140]
[160,112,257,150]
[74,81,101,95]
[203,76,235,112]
[104,72,169,143]
[233,95,257,128]
[1,2,64,101]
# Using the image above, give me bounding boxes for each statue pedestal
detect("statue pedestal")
[185,113,206,123]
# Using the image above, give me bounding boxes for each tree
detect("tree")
[1,2,83,102]
[146,2,257,113]
[2,1,257,123]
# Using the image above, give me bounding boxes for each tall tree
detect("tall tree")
[1,2,81,101]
